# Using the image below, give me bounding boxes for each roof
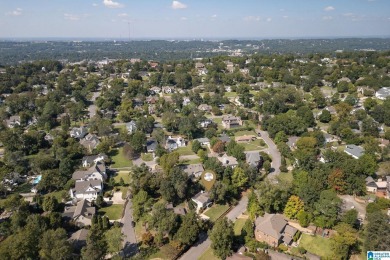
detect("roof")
[376,87,390,99]
[69,229,89,241]
[365,176,375,184]
[219,134,231,143]
[181,164,204,177]
[287,136,299,148]
[284,225,297,237]
[192,191,210,204]
[245,151,262,167]
[235,135,256,142]
[344,145,364,158]
[146,139,158,150]
[218,153,238,167]
[255,213,287,240]
[73,179,102,193]
[196,137,210,143]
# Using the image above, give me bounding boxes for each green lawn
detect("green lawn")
[180,158,201,165]
[240,139,267,151]
[141,153,153,162]
[204,204,230,222]
[277,172,293,185]
[198,247,220,260]
[176,145,195,156]
[98,204,123,220]
[234,218,247,236]
[110,148,133,168]
[234,130,256,137]
[148,244,180,260]
[224,92,238,98]
[299,234,333,259]
[44,190,67,202]
[113,171,131,185]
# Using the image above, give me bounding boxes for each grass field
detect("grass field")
[204,204,230,222]
[141,153,153,162]
[176,145,195,156]
[148,244,180,260]
[224,92,238,98]
[113,171,131,185]
[277,172,293,185]
[110,148,133,168]
[299,234,333,259]
[234,130,256,137]
[240,139,267,151]
[99,204,123,220]
[180,157,201,165]
[234,218,247,236]
[199,247,220,260]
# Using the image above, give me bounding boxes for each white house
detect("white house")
[375,87,390,100]
[165,136,186,151]
[70,180,102,201]
[126,121,137,134]
[192,191,211,213]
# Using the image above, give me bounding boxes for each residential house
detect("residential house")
[375,87,390,100]
[62,199,96,227]
[146,139,158,153]
[255,213,297,247]
[235,135,256,143]
[324,106,337,115]
[324,133,340,144]
[191,191,211,213]
[166,203,187,216]
[126,120,137,134]
[286,136,299,150]
[80,134,100,153]
[217,154,238,168]
[222,115,243,129]
[70,126,88,139]
[181,164,204,178]
[196,137,210,146]
[150,86,161,95]
[198,104,212,112]
[344,145,364,159]
[165,136,186,151]
[182,97,191,106]
[162,86,174,94]
[200,119,213,128]
[365,176,388,196]
[68,229,88,251]
[5,116,21,128]
[245,151,262,168]
[219,134,231,143]
[70,179,103,201]
[72,162,107,182]
[225,61,234,73]
[81,154,108,168]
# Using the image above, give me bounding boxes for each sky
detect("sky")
[0,0,389,39]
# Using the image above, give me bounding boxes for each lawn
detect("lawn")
[180,157,201,165]
[277,172,293,185]
[110,148,133,168]
[199,247,220,260]
[224,92,238,98]
[240,139,267,151]
[234,130,256,137]
[141,153,154,162]
[148,244,180,260]
[234,218,247,236]
[176,145,195,156]
[299,234,333,259]
[113,171,131,185]
[98,204,123,220]
[204,204,230,222]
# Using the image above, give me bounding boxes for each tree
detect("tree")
[328,169,347,194]
[82,228,107,260]
[210,181,229,204]
[255,179,290,213]
[231,167,248,189]
[341,209,358,228]
[330,223,358,260]
[159,152,179,174]
[212,140,225,154]
[209,218,234,259]
[297,210,310,227]
[105,227,124,254]
[142,232,154,246]
[364,211,390,252]
[314,189,341,228]
[130,131,146,153]
[42,195,59,212]
[39,228,73,260]
[283,195,304,219]
[192,140,201,153]
[175,212,200,245]
[319,109,331,123]
[263,161,271,173]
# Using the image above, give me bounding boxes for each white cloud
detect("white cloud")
[324,6,335,11]
[6,8,22,16]
[180,17,188,20]
[172,1,187,10]
[103,0,124,9]
[266,17,272,22]
[118,13,128,17]
[243,16,261,22]
[64,13,80,21]
[211,14,217,18]
[92,3,99,7]
[322,16,333,20]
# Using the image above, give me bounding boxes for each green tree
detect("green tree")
[42,195,59,212]
[159,152,179,174]
[330,223,358,260]
[105,227,124,254]
[209,218,234,259]
[231,167,248,189]
[314,189,341,228]
[283,195,304,219]
[319,109,331,123]
[175,212,200,245]
[297,210,310,227]
[364,211,390,252]
[39,228,73,260]
[192,140,201,153]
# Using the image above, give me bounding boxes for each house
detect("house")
[70,126,88,139]
[222,115,243,129]
[146,139,158,153]
[165,136,186,151]
[255,213,297,247]
[166,203,187,216]
[182,97,191,106]
[286,136,299,150]
[72,162,107,182]
[68,229,88,251]
[162,86,174,94]
[324,133,340,144]
[5,115,21,128]
[80,134,100,153]
[198,104,212,112]
[219,134,231,143]
[235,135,256,143]
[375,87,390,100]
[62,199,96,227]
[245,151,262,168]
[344,145,364,159]
[217,154,238,168]
[181,164,204,178]
[195,137,210,146]
[365,177,377,193]
[150,86,161,94]
[191,191,211,213]
[126,120,137,134]
[324,106,337,115]
[366,176,388,196]
[200,119,213,128]
[70,179,103,201]
[81,154,108,168]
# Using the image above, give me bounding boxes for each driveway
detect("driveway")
[257,130,281,177]
[121,192,138,257]
[179,195,248,260]
[339,195,367,219]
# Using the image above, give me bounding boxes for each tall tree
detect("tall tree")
[39,228,73,260]
[209,218,234,260]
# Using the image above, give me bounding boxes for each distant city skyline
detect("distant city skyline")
[1,0,390,39]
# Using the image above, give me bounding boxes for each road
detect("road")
[257,130,281,177]
[179,196,248,260]
[121,192,138,257]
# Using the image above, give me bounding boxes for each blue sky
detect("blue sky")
[1,0,389,39]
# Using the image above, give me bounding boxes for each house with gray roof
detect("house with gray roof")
[68,229,88,251]
[344,144,364,159]
[70,179,102,201]
[255,213,297,247]
[217,153,238,168]
[146,139,158,153]
[126,120,137,134]
[375,87,390,100]
[5,115,21,128]
[181,163,204,178]
[245,151,262,168]
[62,199,96,227]
[72,162,107,182]
[70,126,88,139]
[196,137,210,146]
[80,133,100,153]
[192,191,211,213]
[82,154,108,168]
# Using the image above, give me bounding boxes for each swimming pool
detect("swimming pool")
[32,175,42,185]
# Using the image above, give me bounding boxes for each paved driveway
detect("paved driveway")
[121,192,138,257]
[257,130,281,177]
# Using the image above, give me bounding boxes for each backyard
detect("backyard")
[109,147,133,168]
[98,204,123,220]
[204,204,230,222]
[176,145,195,156]
[299,234,333,259]
[240,139,267,151]
[234,218,247,236]
[113,171,131,185]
